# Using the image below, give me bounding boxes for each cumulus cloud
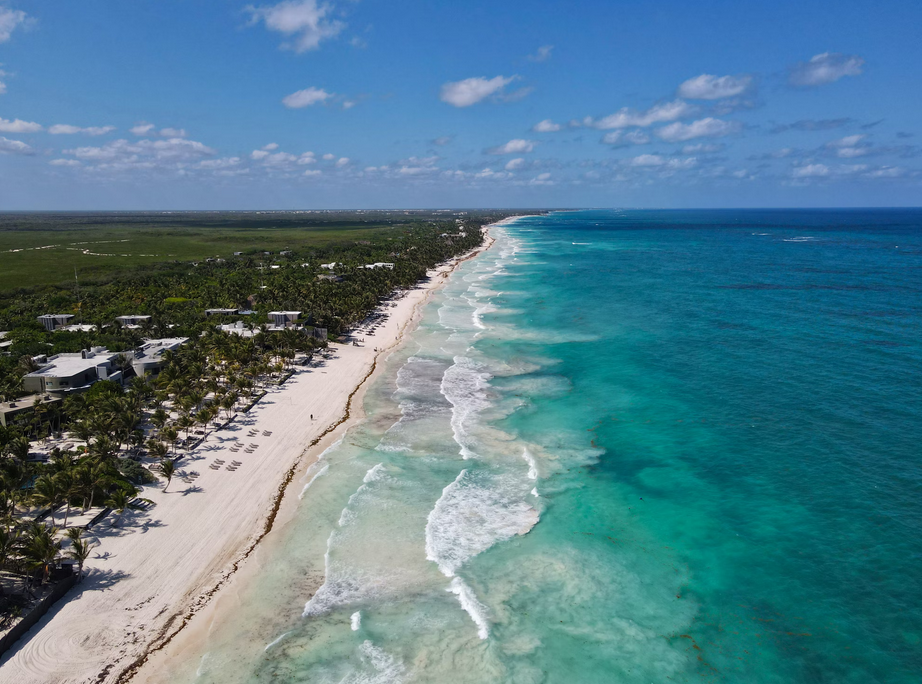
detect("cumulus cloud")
[505,157,526,171]
[303,168,321,177]
[655,117,741,142]
[629,154,697,170]
[322,153,335,160]
[49,124,115,136]
[431,135,453,146]
[630,154,665,167]
[0,7,27,43]
[532,119,562,133]
[792,163,830,178]
[0,67,8,95]
[196,157,242,169]
[788,53,864,87]
[159,127,187,138]
[487,139,535,155]
[0,135,33,155]
[528,172,553,185]
[0,117,41,133]
[251,148,316,167]
[527,45,554,62]
[677,74,753,100]
[440,75,517,107]
[282,86,332,108]
[681,142,724,154]
[61,137,216,172]
[335,156,349,167]
[130,123,156,136]
[602,129,650,146]
[246,0,345,53]
[50,158,81,167]
[587,100,696,130]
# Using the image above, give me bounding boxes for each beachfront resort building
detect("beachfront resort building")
[267,311,301,328]
[22,348,123,395]
[0,393,62,428]
[115,315,152,329]
[205,308,239,317]
[363,262,395,270]
[37,314,74,331]
[131,337,189,377]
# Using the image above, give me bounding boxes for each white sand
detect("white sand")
[0,232,496,684]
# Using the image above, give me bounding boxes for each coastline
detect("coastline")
[0,224,502,684]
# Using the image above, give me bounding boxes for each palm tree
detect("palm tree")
[104,487,139,527]
[68,537,94,582]
[160,459,176,492]
[21,523,61,585]
[31,475,64,525]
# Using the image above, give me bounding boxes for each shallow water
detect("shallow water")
[179,210,922,683]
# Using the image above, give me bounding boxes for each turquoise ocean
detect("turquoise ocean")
[178,210,922,683]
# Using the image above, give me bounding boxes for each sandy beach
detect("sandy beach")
[0,229,496,684]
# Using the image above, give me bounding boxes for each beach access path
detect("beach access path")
[0,235,493,684]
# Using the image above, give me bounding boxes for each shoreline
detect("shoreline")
[0,221,502,684]
[131,225,501,683]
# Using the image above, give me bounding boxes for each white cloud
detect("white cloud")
[678,74,753,100]
[0,7,27,43]
[63,138,216,171]
[262,142,279,151]
[440,75,516,107]
[505,158,526,171]
[432,135,453,146]
[528,172,553,186]
[197,157,241,170]
[283,86,332,108]
[159,127,187,138]
[588,100,696,130]
[487,139,536,155]
[0,135,33,155]
[792,163,830,178]
[50,158,81,167]
[789,53,864,87]
[527,45,554,62]
[49,124,115,136]
[322,153,335,160]
[0,117,41,133]
[827,134,865,148]
[630,154,665,167]
[335,157,349,167]
[681,142,724,154]
[655,117,742,142]
[866,166,904,178]
[130,123,156,136]
[532,119,562,133]
[602,129,650,146]
[0,68,7,95]
[303,169,321,177]
[246,0,345,53]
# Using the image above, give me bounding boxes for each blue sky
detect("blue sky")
[0,0,920,209]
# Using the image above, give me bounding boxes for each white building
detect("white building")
[23,348,123,395]
[37,314,74,331]
[116,315,152,328]
[267,311,300,327]
[132,337,188,376]
[363,262,395,270]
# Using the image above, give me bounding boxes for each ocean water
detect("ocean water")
[178,210,922,684]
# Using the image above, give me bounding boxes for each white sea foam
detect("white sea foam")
[298,463,329,499]
[339,640,406,684]
[448,577,490,640]
[264,630,292,651]
[425,469,539,577]
[351,611,362,631]
[440,356,491,459]
[531,487,539,498]
[522,447,538,480]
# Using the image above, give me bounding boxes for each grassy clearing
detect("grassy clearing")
[0,212,404,290]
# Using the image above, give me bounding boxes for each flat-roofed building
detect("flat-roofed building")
[116,315,152,328]
[132,337,189,376]
[267,311,300,327]
[22,348,122,395]
[37,314,74,331]
[0,394,63,428]
[205,308,239,316]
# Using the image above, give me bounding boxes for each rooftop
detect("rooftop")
[25,349,119,378]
